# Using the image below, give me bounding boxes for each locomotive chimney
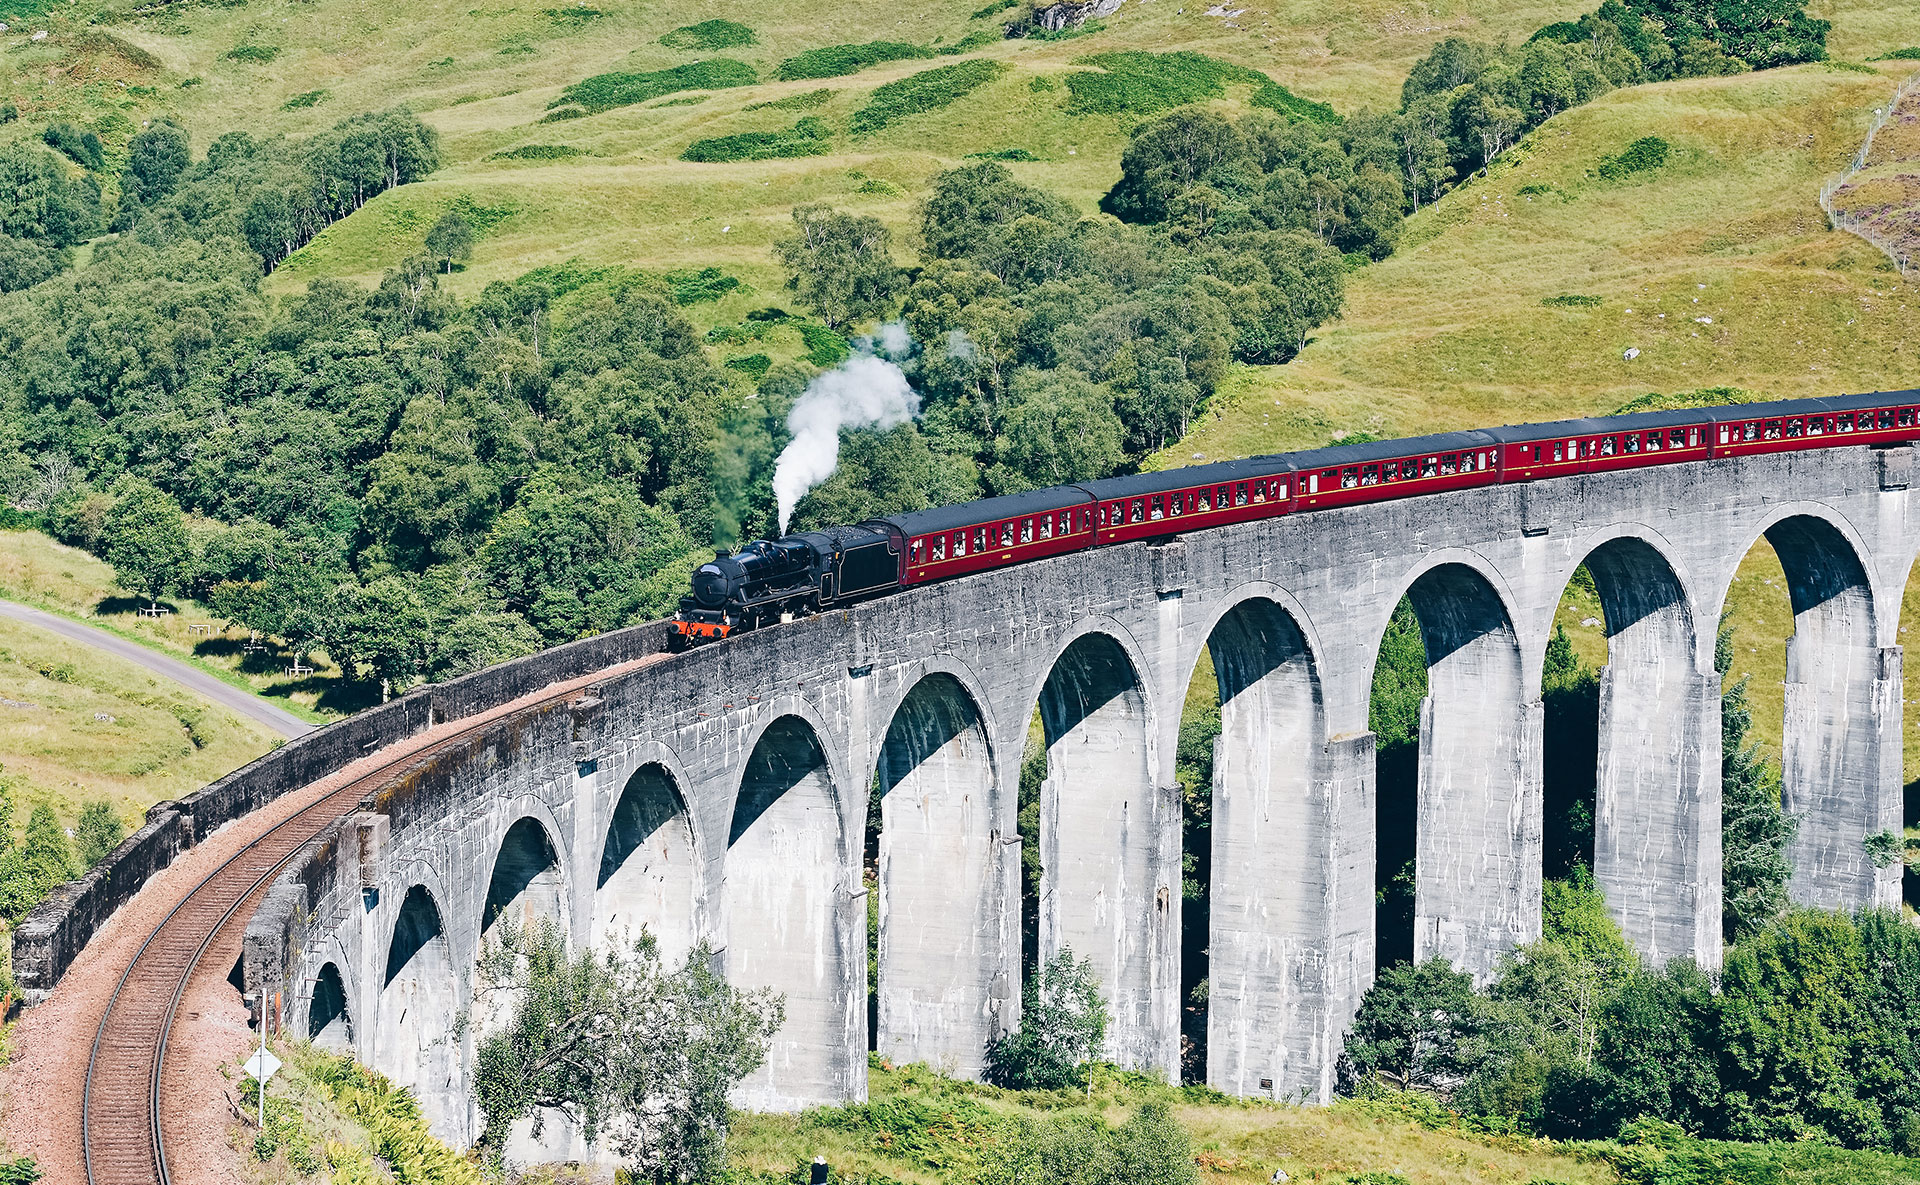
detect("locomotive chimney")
[715,549,731,560]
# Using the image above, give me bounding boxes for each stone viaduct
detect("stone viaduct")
[238,442,1910,1151]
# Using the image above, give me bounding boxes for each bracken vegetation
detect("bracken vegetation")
[658,18,755,51]
[547,58,757,115]
[849,58,1011,135]
[681,115,833,162]
[775,40,935,81]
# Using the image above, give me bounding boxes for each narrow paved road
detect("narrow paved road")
[0,599,313,739]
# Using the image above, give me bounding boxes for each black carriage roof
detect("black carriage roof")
[1078,454,1291,500]
[1283,428,1500,471]
[1482,389,1920,442]
[879,484,1094,536]
[792,524,892,550]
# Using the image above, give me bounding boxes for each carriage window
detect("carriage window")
[910,539,924,564]
[1039,515,1054,539]
[1017,518,1031,543]
[1553,442,1565,462]
[954,532,968,557]
[974,528,987,551]
[1422,457,1439,477]
[1600,436,1616,456]
[999,522,1014,547]
[1438,455,1457,476]
[1689,429,1701,446]
[1131,499,1145,523]
[1903,409,1915,428]
[1341,468,1359,489]
[1197,489,1212,511]
[1362,464,1381,486]
[1169,494,1184,517]
[1785,418,1803,438]
[1624,433,1640,453]
[1743,422,1758,441]
[1061,512,1072,534]
[1807,417,1824,435]
[931,536,946,561]
[1150,497,1165,521]
[1671,429,1689,448]
[1643,432,1660,452]
[1764,420,1782,440]
[1235,482,1250,506]
[1532,445,1543,462]
[1838,414,1854,433]
[1880,410,1896,429]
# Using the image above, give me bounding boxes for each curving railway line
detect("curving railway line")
[75,657,662,1185]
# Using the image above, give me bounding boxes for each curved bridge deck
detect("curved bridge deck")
[13,656,663,1185]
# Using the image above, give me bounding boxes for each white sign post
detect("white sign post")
[244,1043,282,1135]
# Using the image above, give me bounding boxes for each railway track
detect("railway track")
[78,660,654,1185]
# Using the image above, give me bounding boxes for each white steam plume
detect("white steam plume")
[773,353,921,533]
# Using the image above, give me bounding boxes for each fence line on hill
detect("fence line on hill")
[1819,73,1918,278]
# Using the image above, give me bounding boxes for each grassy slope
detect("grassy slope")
[0,608,279,832]
[1172,61,1920,461]
[5,0,1590,301]
[0,531,359,720]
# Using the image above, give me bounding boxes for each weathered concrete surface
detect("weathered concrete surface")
[242,444,1915,1146]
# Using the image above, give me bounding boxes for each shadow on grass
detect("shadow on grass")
[272,674,380,716]
[94,594,180,616]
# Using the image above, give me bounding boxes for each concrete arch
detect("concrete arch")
[872,671,1006,1077]
[1726,509,1898,909]
[1188,594,1340,1100]
[724,713,861,1111]
[1389,560,1540,980]
[592,762,699,965]
[376,884,461,1140]
[1033,627,1174,1076]
[308,961,352,1050]
[1551,531,1721,966]
[482,815,569,944]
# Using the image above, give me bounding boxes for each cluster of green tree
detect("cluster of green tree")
[467,919,782,1180]
[1,118,726,698]
[2,106,435,280]
[733,162,1345,538]
[0,770,125,987]
[1099,0,1829,252]
[1343,893,1920,1154]
[985,948,1109,1091]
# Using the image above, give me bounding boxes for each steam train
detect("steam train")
[672,389,1920,644]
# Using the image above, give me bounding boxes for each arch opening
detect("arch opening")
[1193,598,1326,1100]
[482,816,566,942]
[375,886,459,1140]
[1035,631,1171,1075]
[871,674,1001,1077]
[1546,539,1717,965]
[594,763,697,965]
[309,961,352,1050]
[724,714,858,1111]
[1376,564,1536,981]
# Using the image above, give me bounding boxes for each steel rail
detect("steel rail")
[77,658,642,1185]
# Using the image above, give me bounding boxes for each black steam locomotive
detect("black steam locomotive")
[674,525,904,642]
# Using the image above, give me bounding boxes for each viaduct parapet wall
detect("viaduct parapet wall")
[137,446,1920,1149]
